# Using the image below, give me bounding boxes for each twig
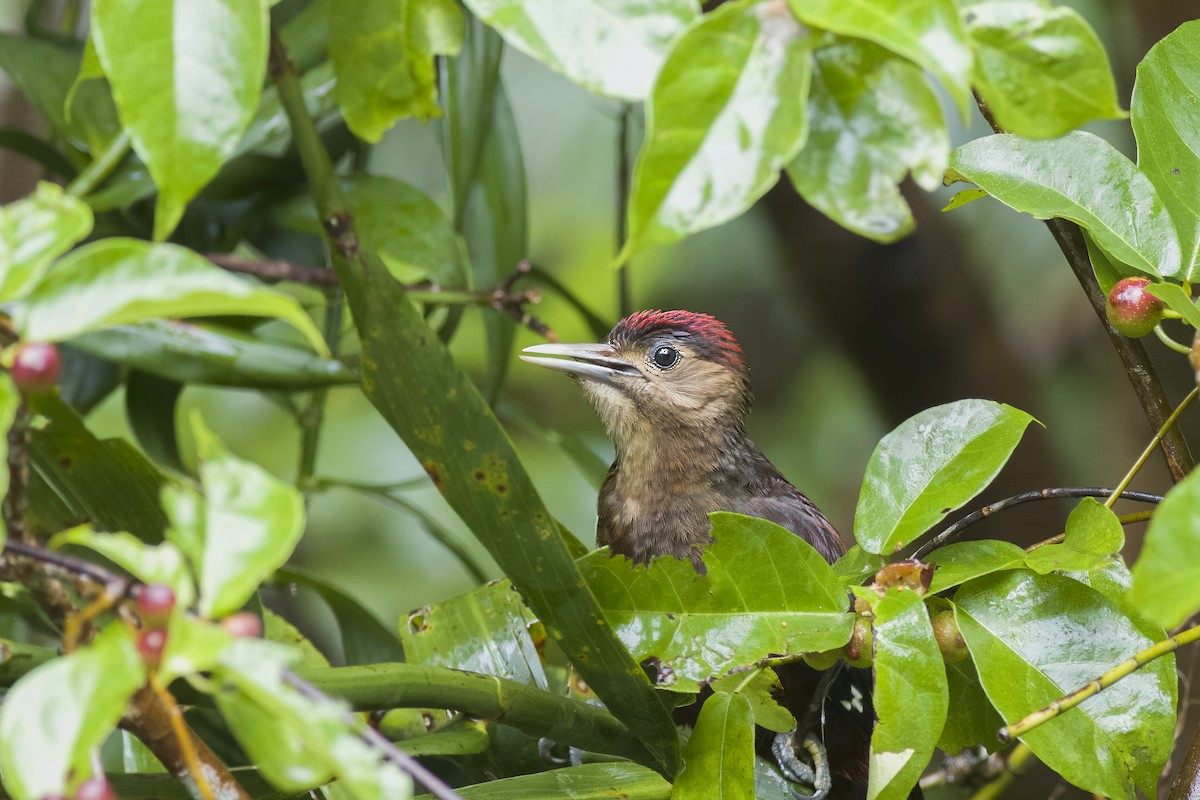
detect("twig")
[966,743,1034,800]
[204,253,339,286]
[911,488,1163,560]
[1104,387,1198,510]
[150,676,216,800]
[5,399,31,545]
[283,670,465,800]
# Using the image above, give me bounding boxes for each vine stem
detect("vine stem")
[1104,387,1197,510]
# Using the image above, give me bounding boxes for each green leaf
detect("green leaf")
[1084,231,1125,295]
[159,611,235,684]
[927,539,1026,594]
[868,588,947,800]
[787,37,947,243]
[957,570,1176,799]
[330,0,464,142]
[580,513,854,691]
[1025,498,1123,574]
[1147,283,1200,329]
[709,668,796,734]
[963,1,1123,139]
[854,400,1034,555]
[1130,466,1200,629]
[90,0,269,240]
[787,0,972,117]
[833,544,885,584]
[455,763,671,800]
[28,391,170,542]
[125,371,186,473]
[0,374,17,547]
[0,623,145,800]
[49,527,196,610]
[73,321,356,389]
[1131,20,1200,281]
[1062,555,1134,614]
[401,579,547,688]
[948,132,1183,279]
[12,238,329,356]
[275,566,405,664]
[165,415,306,618]
[461,0,696,101]
[938,652,1004,754]
[332,223,680,770]
[941,188,988,212]
[0,182,93,302]
[625,0,813,257]
[672,692,755,800]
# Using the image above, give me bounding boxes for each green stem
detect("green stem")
[294,663,654,765]
[296,288,344,490]
[66,131,131,199]
[1105,387,1198,509]
[1154,323,1192,355]
[967,744,1034,800]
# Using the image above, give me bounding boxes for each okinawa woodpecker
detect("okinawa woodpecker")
[523,310,891,800]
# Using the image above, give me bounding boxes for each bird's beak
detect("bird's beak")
[520,342,642,384]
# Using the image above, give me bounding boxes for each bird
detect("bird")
[522,309,903,800]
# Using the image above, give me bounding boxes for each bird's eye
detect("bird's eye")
[650,345,680,370]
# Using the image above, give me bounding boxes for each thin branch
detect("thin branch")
[284,670,466,800]
[205,253,339,287]
[5,399,31,545]
[910,488,1163,560]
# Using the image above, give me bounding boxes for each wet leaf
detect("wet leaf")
[625,0,812,257]
[672,692,755,800]
[854,400,1033,555]
[1133,20,1200,282]
[0,624,145,800]
[957,570,1176,799]
[963,0,1123,139]
[91,0,268,240]
[0,182,93,302]
[948,132,1182,279]
[926,539,1026,594]
[461,0,696,100]
[787,37,947,243]
[1130,466,1200,629]
[12,238,328,356]
[869,588,946,800]
[787,0,972,116]
[400,579,547,688]
[1025,498,1123,575]
[330,0,463,141]
[579,513,854,691]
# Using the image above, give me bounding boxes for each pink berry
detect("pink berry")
[133,583,176,618]
[73,777,115,800]
[1106,277,1165,338]
[11,342,61,393]
[137,628,167,665]
[219,611,262,639]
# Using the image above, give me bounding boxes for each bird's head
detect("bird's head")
[521,310,752,448]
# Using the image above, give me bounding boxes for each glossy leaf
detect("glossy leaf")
[963,1,1123,139]
[1130,466,1200,629]
[787,0,972,116]
[73,321,356,389]
[12,238,329,356]
[957,570,1176,798]
[1025,498,1123,575]
[854,400,1034,555]
[29,392,169,542]
[401,579,547,688]
[709,668,795,734]
[0,623,145,800]
[275,566,405,664]
[625,0,812,257]
[938,653,1004,754]
[927,539,1026,594]
[579,513,855,691]
[91,0,268,240]
[672,692,755,800]
[165,415,305,618]
[332,224,680,770]
[1133,21,1200,281]
[787,37,947,243]
[0,182,93,302]
[456,763,671,799]
[461,0,696,100]
[868,588,946,800]
[330,0,464,141]
[49,527,196,610]
[948,132,1182,279]
[1062,555,1134,615]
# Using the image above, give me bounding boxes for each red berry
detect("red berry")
[133,583,176,619]
[137,628,167,665]
[73,778,115,800]
[1106,277,1165,338]
[11,342,61,393]
[219,611,262,639]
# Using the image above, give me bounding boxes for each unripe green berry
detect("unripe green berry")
[931,609,968,664]
[843,616,874,668]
